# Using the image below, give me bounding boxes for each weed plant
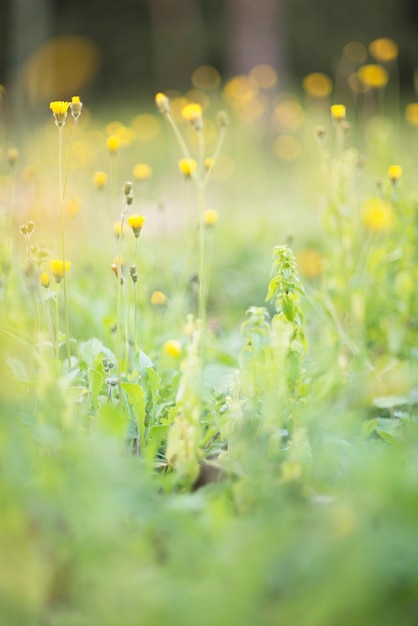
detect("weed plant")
[1,39,418,625]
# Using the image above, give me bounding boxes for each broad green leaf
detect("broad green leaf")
[97,404,126,438]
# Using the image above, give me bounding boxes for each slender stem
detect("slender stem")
[165,112,201,189]
[116,201,127,403]
[55,287,60,360]
[57,125,71,367]
[133,281,138,355]
[197,185,206,341]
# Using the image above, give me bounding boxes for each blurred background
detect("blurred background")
[1,0,417,110]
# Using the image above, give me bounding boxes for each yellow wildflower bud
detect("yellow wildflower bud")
[113,221,126,238]
[107,135,120,154]
[182,103,203,130]
[133,163,152,180]
[204,209,219,227]
[178,158,197,178]
[50,101,70,127]
[150,290,167,306]
[388,164,402,182]
[127,214,145,238]
[155,92,170,114]
[93,171,108,189]
[40,272,50,289]
[204,157,214,171]
[49,259,71,284]
[70,95,83,119]
[217,111,228,127]
[7,148,19,167]
[163,339,181,358]
[330,104,346,121]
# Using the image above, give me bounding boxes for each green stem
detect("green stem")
[57,125,71,367]
[55,286,60,360]
[197,185,206,344]
[116,201,127,403]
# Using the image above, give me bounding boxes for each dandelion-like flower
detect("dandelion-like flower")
[155,92,170,114]
[49,259,71,283]
[50,101,70,127]
[70,95,83,119]
[107,135,120,154]
[127,215,145,238]
[181,103,203,130]
[330,104,346,121]
[405,103,418,127]
[204,209,219,227]
[7,148,19,167]
[163,339,181,358]
[150,290,167,306]
[204,157,214,171]
[362,198,393,232]
[369,38,398,63]
[133,163,152,180]
[113,221,126,238]
[388,165,402,183]
[40,272,50,289]
[357,64,389,89]
[178,158,197,178]
[93,171,108,189]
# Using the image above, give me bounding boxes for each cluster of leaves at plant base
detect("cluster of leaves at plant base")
[265,245,308,395]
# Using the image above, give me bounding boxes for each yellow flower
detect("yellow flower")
[106,135,120,154]
[181,103,203,129]
[7,148,19,167]
[49,100,70,127]
[303,72,333,98]
[133,163,152,180]
[357,64,389,89]
[155,92,170,114]
[113,221,126,238]
[127,214,145,238]
[49,259,71,283]
[163,340,181,358]
[204,157,214,170]
[369,38,398,63]
[362,198,393,232]
[388,165,402,182]
[40,272,50,289]
[405,103,418,126]
[150,290,167,306]
[70,95,83,118]
[204,209,219,226]
[297,249,323,278]
[178,158,197,178]
[330,104,346,121]
[93,170,108,189]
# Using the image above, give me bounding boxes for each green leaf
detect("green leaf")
[362,418,378,438]
[122,382,146,448]
[97,404,126,438]
[282,295,295,322]
[89,368,105,410]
